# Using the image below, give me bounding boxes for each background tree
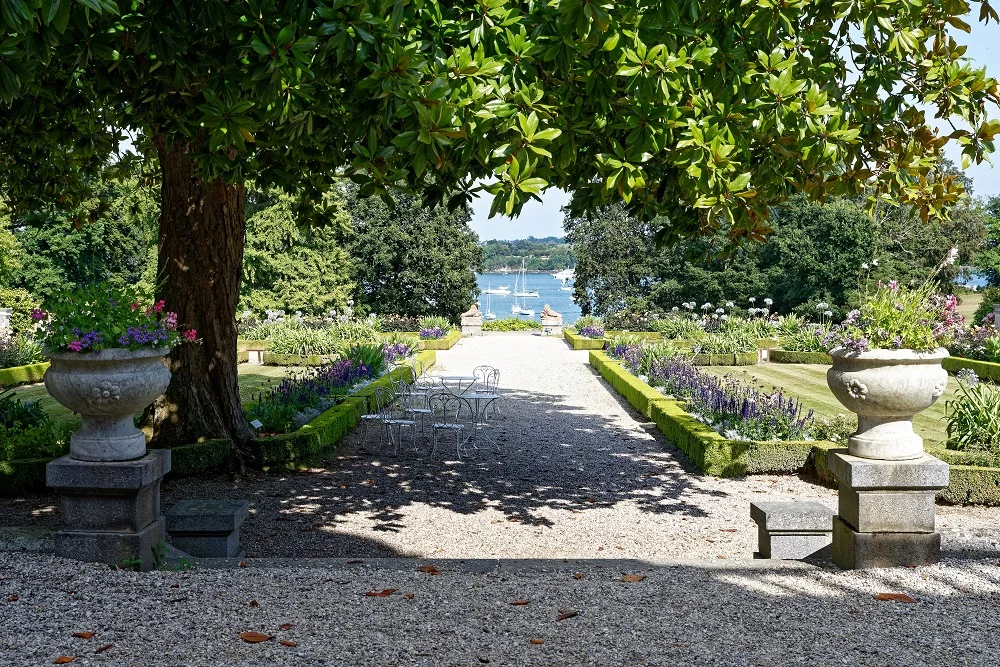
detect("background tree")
[242,187,355,316]
[345,186,482,318]
[1,1,996,447]
[6,179,157,301]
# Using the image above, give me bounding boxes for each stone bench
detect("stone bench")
[750,501,834,560]
[166,499,249,558]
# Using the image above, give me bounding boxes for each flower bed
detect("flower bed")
[590,350,1000,504]
[414,329,462,350]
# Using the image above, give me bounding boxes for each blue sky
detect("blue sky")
[471,16,1000,241]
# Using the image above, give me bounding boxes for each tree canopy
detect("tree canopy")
[1,0,997,446]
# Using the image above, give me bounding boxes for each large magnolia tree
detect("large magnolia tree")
[0,0,997,447]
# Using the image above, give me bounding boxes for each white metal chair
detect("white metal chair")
[429,391,468,458]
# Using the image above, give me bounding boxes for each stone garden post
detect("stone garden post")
[826,348,950,568]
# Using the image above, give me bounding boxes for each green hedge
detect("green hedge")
[942,356,1000,382]
[155,439,235,477]
[263,352,338,366]
[770,350,832,364]
[238,339,272,351]
[566,330,607,350]
[591,350,1000,504]
[0,362,50,389]
[0,458,49,493]
[416,329,462,350]
[690,352,758,366]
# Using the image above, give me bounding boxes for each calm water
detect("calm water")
[476,272,582,325]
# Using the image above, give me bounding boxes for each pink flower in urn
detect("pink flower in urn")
[164,312,178,329]
[182,329,198,342]
[30,308,46,320]
[68,340,83,352]
[153,300,166,314]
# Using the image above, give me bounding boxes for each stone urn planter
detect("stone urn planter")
[44,347,171,462]
[827,347,949,460]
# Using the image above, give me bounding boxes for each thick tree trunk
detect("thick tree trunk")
[151,138,253,448]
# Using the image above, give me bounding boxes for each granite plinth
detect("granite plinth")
[166,498,249,558]
[750,501,834,560]
[827,450,949,490]
[47,451,170,570]
[832,517,941,569]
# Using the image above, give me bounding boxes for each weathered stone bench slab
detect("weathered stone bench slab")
[750,501,834,560]
[166,499,249,558]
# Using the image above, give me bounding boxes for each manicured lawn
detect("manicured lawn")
[11,364,291,430]
[956,290,984,321]
[705,363,958,448]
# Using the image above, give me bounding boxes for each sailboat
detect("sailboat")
[510,266,534,316]
[483,282,510,295]
[512,259,539,298]
[484,292,496,320]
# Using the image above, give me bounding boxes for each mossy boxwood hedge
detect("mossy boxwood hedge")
[591,349,1000,505]
[770,350,832,364]
[942,356,1000,383]
[415,329,462,351]
[0,362,50,389]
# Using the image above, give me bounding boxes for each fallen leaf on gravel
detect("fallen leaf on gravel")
[249,600,259,607]
[619,575,645,582]
[510,599,530,606]
[530,639,545,645]
[95,645,113,654]
[53,657,76,664]
[364,589,397,597]
[239,561,247,568]
[417,565,440,575]
[717,555,726,559]
[705,539,715,543]
[572,573,584,580]
[478,658,490,664]
[873,593,916,603]
[279,640,296,647]
[72,632,95,639]
[556,611,578,621]
[7,595,18,602]
[720,529,738,533]
[170,584,180,589]
[279,623,292,631]
[346,559,363,564]
[238,632,273,643]
[402,593,415,600]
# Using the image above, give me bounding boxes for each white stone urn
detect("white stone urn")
[44,347,171,462]
[827,347,949,461]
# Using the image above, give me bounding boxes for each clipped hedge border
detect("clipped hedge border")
[0,458,50,493]
[415,329,462,351]
[263,352,338,366]
[691,352,758,366]
[942,356,1000,383]
[591,350,1000,504]
[565,330,607,350]
[0,361,50,389]
[770,350,832,364]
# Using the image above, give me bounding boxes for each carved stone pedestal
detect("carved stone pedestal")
[461,315,483,336]
[828,450,948,569]
[47,450,171,571]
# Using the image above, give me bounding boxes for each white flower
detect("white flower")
[715,307,725,314]
[701,302,712,310]
[671,306,679,312]
[720,314,728,320]
[823,310,833,317]
[725,301,734,308]
[748,297,757,303]
[871,258,879,266]
[711,313,719,319]
[816,302,829,310]
[861,263,869,270]
[763,298,773,306]
[944,247,959,266]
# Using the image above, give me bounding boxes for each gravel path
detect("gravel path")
[2,332,998,560]
[2,552,999,666]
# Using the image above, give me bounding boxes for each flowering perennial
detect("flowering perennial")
[33,283,196,353]
[419,326,447,340]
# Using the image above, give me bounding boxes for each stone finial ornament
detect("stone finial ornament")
[461,304,482,318]
[541,304,560,318]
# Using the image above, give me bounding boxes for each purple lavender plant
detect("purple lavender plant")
[578,326,606,339]
[419,327,447,340]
